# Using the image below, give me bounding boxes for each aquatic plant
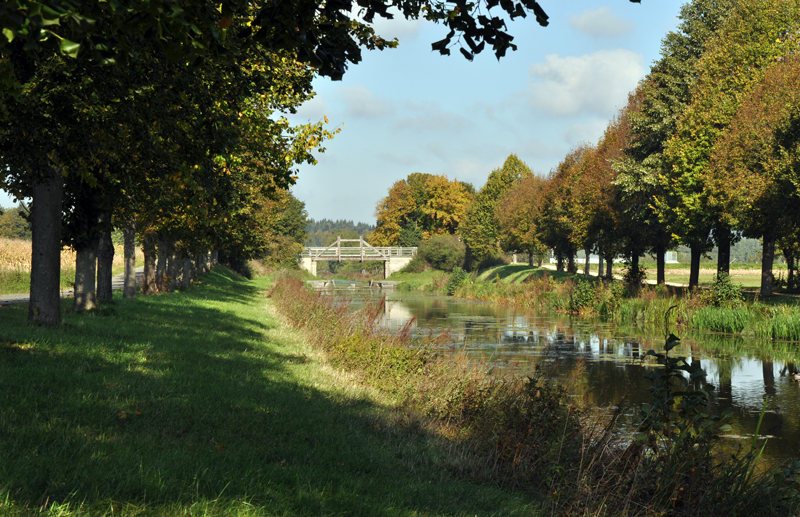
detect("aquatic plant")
[690,306,754,333]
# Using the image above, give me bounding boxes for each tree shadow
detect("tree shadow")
[0,268,534,516]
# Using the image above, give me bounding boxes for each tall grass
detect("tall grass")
[752,306,800,341]
[270,272,800,515]
[269,273,584,491]
[398,266,800,342]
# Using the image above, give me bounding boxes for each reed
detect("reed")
[269,273,584,491]
[690,306,756,333]
[270,271,800,515]
[752,307,800,341]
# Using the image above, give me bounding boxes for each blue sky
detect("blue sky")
[0,1,685,225]
[285,0,685,224]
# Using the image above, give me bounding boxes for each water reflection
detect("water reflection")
[357,290,800,462]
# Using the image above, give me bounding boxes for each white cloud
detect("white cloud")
[288,93,330,122]
[394,101,467,132]
[569,8,635,38]
[527,49,644,117]
[562,118,609,146]
[424,142,449,161]
[514,138,564,161]
[378,151,420,166]
[349,6,424,43]
[370,12,424,42]
[336,85,395,118]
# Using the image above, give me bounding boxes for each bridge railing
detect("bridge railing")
[300,246,416,260]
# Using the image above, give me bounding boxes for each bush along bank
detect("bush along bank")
[400,266,800,342]
[269,272,800,516]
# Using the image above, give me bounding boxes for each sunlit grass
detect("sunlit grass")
[0,266,543,517]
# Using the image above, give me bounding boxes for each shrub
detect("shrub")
[709,271,744,307]
[419,234,465,271]
[400,254,428,273]
[570,279,596,313]
[446,266,468,295]
[622,263,647,287]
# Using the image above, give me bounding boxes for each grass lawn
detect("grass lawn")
[0,266,543,516]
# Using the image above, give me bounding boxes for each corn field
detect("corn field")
[0,238,143,272]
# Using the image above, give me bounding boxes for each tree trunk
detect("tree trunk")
[211,250,218,267]
[556,251,564,272]
[28,170,64,326]
[567,253,576,274]
[761,235,775,297]
[629,254,640,285]
[584,247,590,276]
[716,227,731,276]
[689,246,702,289]
[785,251,795,291]
[606,256,613,280]
[597,252,604,279]
[182,255,193,289]
[73,237,99,311]
[168,244,181,291]
[528,248,534,267]
[96,214,114,302]
[156,233,170,291]
[142,235,156,295]
[656,245,666,285]
[123,219,136,299]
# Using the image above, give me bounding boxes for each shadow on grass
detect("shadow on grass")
[478,265,574,284]
[0,267,534,516]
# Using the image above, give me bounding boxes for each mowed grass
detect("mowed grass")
[0,266,541,517]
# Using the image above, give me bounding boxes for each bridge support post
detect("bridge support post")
[298,256,317,276]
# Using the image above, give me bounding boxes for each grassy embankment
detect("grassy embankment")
[390,264,800,341]
[0,266,544,516]
[0,238,144,295]
[268,271,800,515]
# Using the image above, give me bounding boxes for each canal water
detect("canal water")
[325,285,800,463]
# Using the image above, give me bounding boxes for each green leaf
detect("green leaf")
[718,424,732,433]
[59,38,80,58]
[2,28,13,43]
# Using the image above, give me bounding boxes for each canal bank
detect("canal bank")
[272,271,800,516]
[0,266,545,517]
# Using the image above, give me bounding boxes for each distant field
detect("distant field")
[0,238,144,295]
[573,262,785,288]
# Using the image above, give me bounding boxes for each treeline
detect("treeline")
[305,219,374,247]
[0,205,31,240]
[374,0,800,296]
[369,155,542,270]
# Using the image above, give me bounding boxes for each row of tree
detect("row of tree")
[382,0,799,295]
[1,0,565,326]
[528,0,800,296]
[1,12,340,324]
[305,219,375,247]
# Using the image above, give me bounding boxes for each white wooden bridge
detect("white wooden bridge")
[299,237,417,279]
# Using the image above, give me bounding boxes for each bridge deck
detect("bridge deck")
[300,246,415,261]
